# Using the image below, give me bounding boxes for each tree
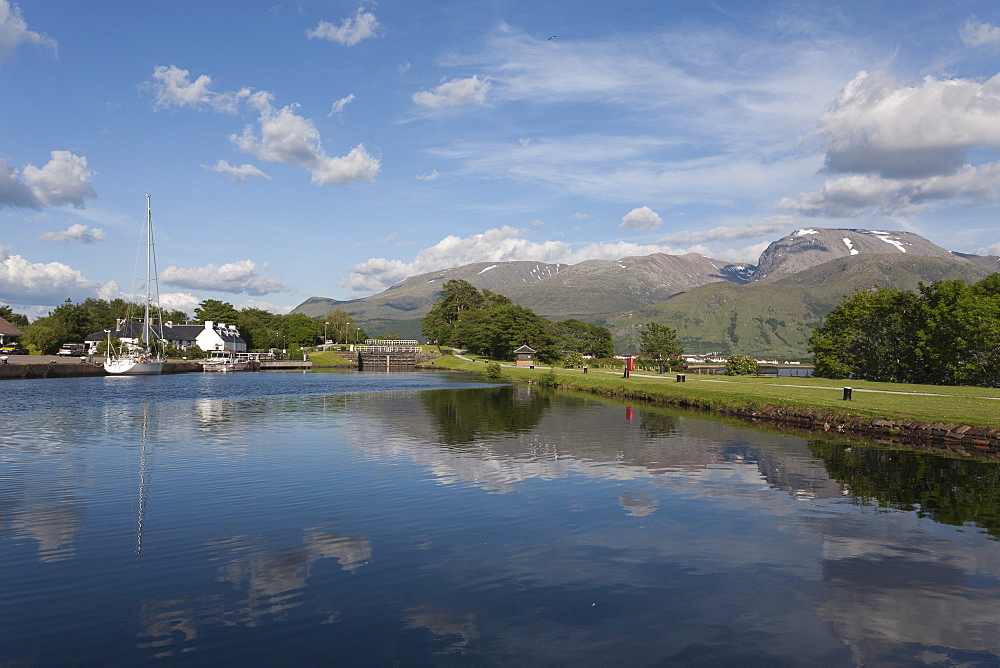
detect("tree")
[809,286,921,382]
[726,354,758,376]
[557,319,614,358]
[236,307,278,350]
[422,279,501,344]
[452,303,560,362]
[324,309,357,343]
[639,322,683,371]
[194,299,240,324]
[21,317,67,354]
[0,305,29,328]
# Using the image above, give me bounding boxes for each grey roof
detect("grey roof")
[0,316,23,337]
[513,344,536,353]
[85,321,245,345]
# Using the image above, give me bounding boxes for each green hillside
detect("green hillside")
[607,254,995,359]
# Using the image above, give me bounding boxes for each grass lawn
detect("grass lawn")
[307,350,353,366]
[426,356,1000,428]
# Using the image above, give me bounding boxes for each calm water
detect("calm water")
[3,371,1000,666]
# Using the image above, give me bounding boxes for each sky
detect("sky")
[3,0,1000,318]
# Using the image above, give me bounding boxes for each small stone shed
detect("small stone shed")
[514,344,536,367]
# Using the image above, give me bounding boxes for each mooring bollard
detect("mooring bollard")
[676,374,686,382]
[843,387,853,400]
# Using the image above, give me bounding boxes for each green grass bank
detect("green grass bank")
[424,355,1000,456]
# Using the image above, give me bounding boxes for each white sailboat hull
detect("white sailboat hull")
[104,356,165,375]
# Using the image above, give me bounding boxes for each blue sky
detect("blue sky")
[3,0,1000,317]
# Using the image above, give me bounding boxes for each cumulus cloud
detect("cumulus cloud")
[782,70,1000,217]
[203,159,271,182]
[95,280,200,316]
[160,259,289,295]
[149,65,250,112]
[818,71,1000,179]
[328,93,355,116]
[0,151,96,209]
[779,163,1000,217]
[960,18,1000,48]
[0,245,107,306]
[657,217,794,244]
[413,75,490,109]
[38,223,105,244]
[231,98,380,185]
[0,0,56,62]
[341,226,697,295]
[620,206,662,230]
[306,7,379,46]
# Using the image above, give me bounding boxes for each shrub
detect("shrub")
[726,354,758,376]
[485,362,502,378]
[537,368,559,387]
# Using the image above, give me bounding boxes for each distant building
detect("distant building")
[514,344,536,367]
[0,316,23,345]
[86,320,246,353]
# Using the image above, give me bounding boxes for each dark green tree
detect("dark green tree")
[236,307,278,350]
[0,305,29,328]
[422,280,509,344]
[556,319,614,358]
[194,299,240,324]
[639,322,683,371]
[809,286,921,381]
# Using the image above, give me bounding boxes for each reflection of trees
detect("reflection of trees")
[639,411,678,439]
[809,441,1000,538]
[418,386,552,446]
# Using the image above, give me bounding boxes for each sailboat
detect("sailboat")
[104,194,166,376]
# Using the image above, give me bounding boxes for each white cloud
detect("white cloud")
[818,70,1000,179]
[312,145,380,185]
[398,61,411,74]
[779,163,1000,218]
[416,169,440,181]
[231,99,380,185]
[0,245,107,306]
[960,18,1000,48]
[236,299,293,314]
[0,151,96,209]
[203,160,271,182]
[621,206,662,230]
[328,93,356,116]
[657,217,794,244]
[96,280,200,316]
[341,226,698,295]
[306,7,379,46]
[0,0,57,62]
[781,70,1000,217]
[413,75,490,109]
[38,223,105,244]
[149,65,250,112]
[160,260,289,296]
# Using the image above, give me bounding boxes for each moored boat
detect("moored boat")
[104,195,166,376]
[202,350,252,372]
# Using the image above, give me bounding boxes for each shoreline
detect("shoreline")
[423,357,1000,459]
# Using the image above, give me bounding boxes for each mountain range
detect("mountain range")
[293,228,1000,359]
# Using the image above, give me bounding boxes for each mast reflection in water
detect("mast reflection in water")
[2,371,1000,665]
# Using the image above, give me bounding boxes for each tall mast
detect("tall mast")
[144,194,152,349]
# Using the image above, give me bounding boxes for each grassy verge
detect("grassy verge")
[425,356,1000,427]
[307,350,353,366]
